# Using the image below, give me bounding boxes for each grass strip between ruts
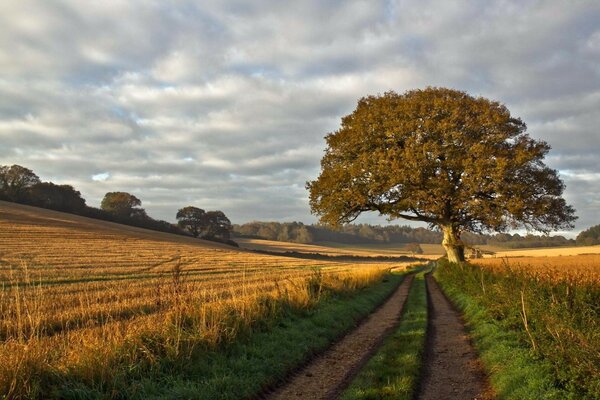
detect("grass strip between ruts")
[435,264,571,400]
[340,269,428,400]
[79,270,410,400]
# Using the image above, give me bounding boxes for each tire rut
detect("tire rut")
[263,274,415,400]
[417,274,494,400]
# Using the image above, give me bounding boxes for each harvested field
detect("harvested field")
[484,245,600,258]
[237,238,441,259]
[0,201,408,398]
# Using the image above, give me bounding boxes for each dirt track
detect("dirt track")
[264,274,414,400]
[417,274,494,400]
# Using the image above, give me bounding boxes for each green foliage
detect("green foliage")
[576,224,600,245]
[341,271,427,400]
[435,260,600,399]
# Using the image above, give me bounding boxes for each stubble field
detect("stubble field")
[0,201,406,398]
[237,237,443,259]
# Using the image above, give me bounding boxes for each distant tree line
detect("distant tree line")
[0,164,234,245]
[233,221,577,248]
[576,224,600,246]
[485,232,575,249]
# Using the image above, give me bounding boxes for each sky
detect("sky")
[1,0,599,235]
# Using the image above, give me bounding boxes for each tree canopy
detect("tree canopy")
[176,207,233,239]
[0,164,41,202]
[101,192,146,219]
[576,224,600,246]
[176,206,206,237]
[28,182,86,211]
[307,87,577,262]
[204,211,232,239]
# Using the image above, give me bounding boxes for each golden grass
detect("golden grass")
[475,254,600,284]
[0,201,414,397]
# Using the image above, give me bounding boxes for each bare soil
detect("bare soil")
[264,274,415,400]
[417,274,494,400]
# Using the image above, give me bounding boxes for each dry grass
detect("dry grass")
[438,258,600,399]
[0,201,410,398]
[475,254,600,284]
[448,255,600,397]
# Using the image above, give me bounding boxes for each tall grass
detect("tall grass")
[436,260,600,398]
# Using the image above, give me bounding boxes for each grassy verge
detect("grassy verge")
[50,270,411,399]
[340,270,428,400]
[435,260,599,399]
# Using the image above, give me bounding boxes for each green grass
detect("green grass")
[51,272,410,400]
[340,270,428,400]
[435,260,599,399]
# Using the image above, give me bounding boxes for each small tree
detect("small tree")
[101,192,145,219]
[0,164,41,202]
[307,88,576,263]
[204,211,232,239]
[176,206,207,237]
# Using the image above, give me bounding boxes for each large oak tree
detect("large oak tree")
[307,88,576,262]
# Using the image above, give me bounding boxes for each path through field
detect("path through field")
[265,274,415,400]
[417,274,493,400]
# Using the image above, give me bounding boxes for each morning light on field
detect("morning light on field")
[1,1,599,399]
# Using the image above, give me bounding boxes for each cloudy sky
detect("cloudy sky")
[1,1,599,234]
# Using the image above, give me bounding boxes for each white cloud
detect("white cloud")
[92,172,110,182]
[0,0,599,232]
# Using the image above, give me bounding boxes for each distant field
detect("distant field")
[483,245,600,258]
[475,254,600,283]
[0,201,408,398]
[237,238,442,259]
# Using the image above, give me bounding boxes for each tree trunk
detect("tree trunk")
[442,225,465,263]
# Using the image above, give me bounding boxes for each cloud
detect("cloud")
[1,0,599,235]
